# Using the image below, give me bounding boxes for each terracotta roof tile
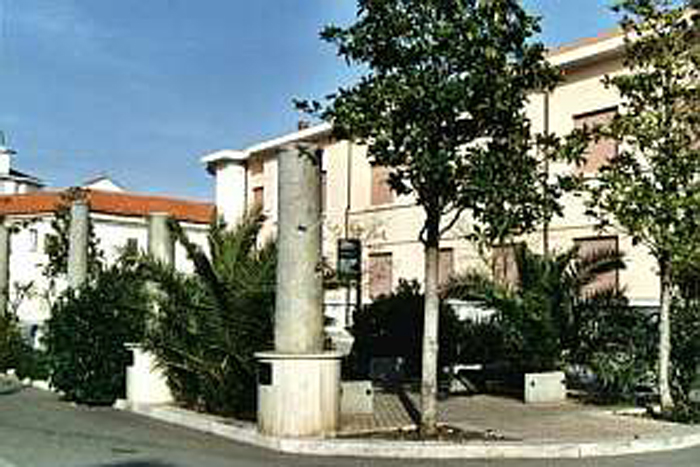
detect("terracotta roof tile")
[0,190,214,224]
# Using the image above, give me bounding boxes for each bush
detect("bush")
[0,314,47,381]
[43,256,148,405]
[144,210,276,419]
[668,300,700,421]
[571,293,656,402]
[347,279,461,382]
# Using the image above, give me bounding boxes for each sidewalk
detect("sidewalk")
[120,390,700,459]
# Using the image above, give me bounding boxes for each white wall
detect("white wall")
[7,212,209,334]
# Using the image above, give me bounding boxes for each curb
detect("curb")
[119,402,700,459]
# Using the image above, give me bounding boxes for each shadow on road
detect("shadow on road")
[89,461,177,467]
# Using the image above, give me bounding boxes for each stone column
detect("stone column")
[125,212,175,407]
[147,212,174,264]
[256,144,341,438]
[274,144,324,353]
[67,198,89,289]
[0,219,10,315]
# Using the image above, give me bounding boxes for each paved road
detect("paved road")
[1,388,699,467]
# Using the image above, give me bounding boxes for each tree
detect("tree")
[584,0,700,411]
[301,0,560,433]
[143,208,276,417]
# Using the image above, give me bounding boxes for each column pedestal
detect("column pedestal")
[125,343,173,405]
[256,351,342,437]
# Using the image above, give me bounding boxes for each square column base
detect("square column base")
[256,351,342,437]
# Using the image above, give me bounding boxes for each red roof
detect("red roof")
[0,189,214,224]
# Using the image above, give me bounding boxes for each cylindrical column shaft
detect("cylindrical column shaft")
[68,199,89,289]
[0,220,10,315]
[274,144,324,353]
[147,212,174,265]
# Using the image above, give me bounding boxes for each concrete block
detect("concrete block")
[341,381,373,414]
[524,371,566,403]
[125,343,173,405]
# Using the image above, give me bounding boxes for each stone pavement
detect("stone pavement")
[122,387,700,459]
[340,391,415,435]
[340,389,695,443]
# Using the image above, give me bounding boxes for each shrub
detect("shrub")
[572,292,656,402]
[668,300,700,421]
[43,256,148,405]
[0,313,47,381]
[144,210,275,418]
[347,279,461,382]
[443,245,627,373]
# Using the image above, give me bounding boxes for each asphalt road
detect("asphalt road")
[1,388,699,467]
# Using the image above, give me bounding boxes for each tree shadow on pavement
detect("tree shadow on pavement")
[89,461,177,467]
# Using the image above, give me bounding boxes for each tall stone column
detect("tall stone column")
[147,212,174,264]
[0,219,10,315]
[257,144,341,437]
[67,198,89,289]
[274,145,324,353]
[125,212,175,407]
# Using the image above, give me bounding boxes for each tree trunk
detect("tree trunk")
[420,225,440,436]
[658,257,674,411]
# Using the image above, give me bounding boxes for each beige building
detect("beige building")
[202,29,660,328]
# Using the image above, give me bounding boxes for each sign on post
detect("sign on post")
[337,238,361,281]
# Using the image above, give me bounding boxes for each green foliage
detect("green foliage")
[303,0,564,246]
[0,314,47,381]
[669,300,700,420]
[43,255,148,405]
[574,292,656,401]
[587,1,700,259]
[143,209,276,418]
[347,279,461,380]
[584,0,700,410]
[444,245,627,372]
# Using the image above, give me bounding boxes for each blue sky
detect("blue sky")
[0,0,619,201]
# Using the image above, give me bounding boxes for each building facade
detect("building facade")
[202,29,661,329]
[0,150,213,341]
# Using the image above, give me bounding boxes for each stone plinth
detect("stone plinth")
[341,380,374,415]
[524,371,567,404]
[256,352,341,437]
[126,343,172,405]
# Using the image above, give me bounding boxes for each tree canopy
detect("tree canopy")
[585,0,700,410]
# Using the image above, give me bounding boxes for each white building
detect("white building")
[0,146,213,341]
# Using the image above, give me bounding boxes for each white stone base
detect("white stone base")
[256,352,342,437]
[126,343,173,405]
[341,380,373,414]
[524,371,566,403]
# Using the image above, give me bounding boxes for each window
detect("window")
[28,229,38,253]
[371,165,394,206]
[492,243,521,288]
[575,236,619,296]
[252,186,264,209]
[573,107,618,173]
[438,248,454,286]
[369,252,393,298]
[44,234,58,255]
[126,238,139,254]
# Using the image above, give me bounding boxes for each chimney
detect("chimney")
[298,120,311,131]
[0,146,15,176]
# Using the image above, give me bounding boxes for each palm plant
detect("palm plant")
[143,208,276,418]
[443,244,626,373]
